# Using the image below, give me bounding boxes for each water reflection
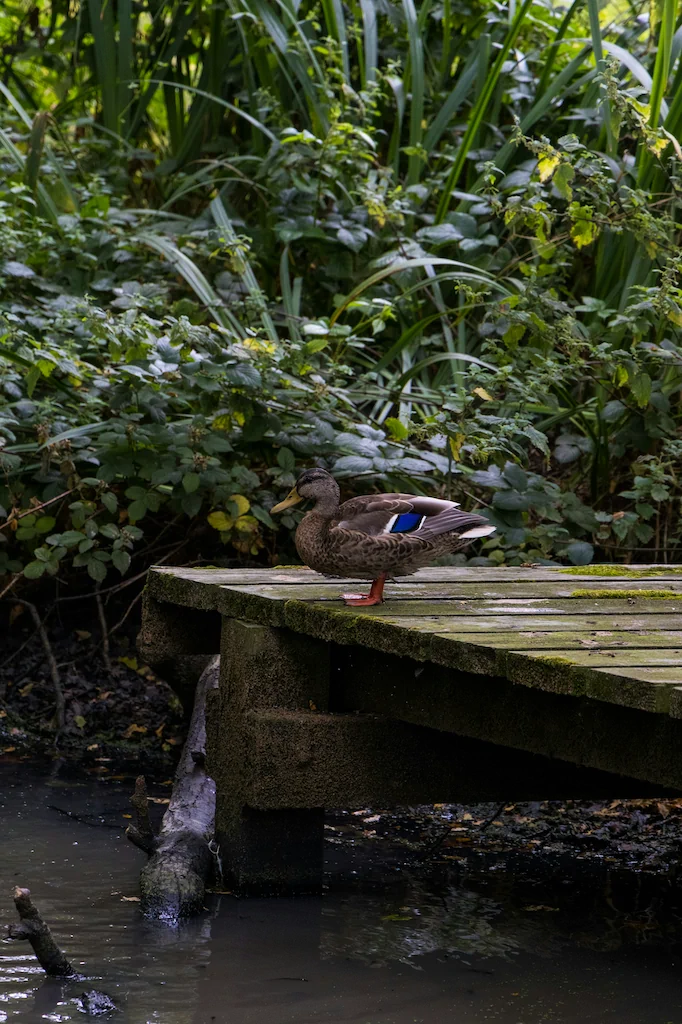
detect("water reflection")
[2,762,682,1023]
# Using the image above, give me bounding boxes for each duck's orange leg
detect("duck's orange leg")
[342,574,386,607]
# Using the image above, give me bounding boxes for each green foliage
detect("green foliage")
[2,0,682,588]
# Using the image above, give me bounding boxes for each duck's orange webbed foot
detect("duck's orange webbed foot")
[342,575,386,607]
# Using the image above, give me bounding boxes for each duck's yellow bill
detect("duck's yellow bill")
[271,488,302,514]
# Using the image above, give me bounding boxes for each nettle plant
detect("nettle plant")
[420,122,682,565]
[0,169,455,586]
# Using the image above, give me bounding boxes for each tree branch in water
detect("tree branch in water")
[7,887,74,977]
[128,656,219,924]
[126,775,157,854]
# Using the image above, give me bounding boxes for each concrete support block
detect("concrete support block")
[138,593,221,712]
[208,618,331,891]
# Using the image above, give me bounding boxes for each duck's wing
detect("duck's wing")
[333,493,492,540]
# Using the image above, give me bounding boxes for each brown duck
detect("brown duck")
[271,467,495,606]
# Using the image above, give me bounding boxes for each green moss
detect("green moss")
[560,565,682,577]
[571,588,679,599]
[534,655,575,667]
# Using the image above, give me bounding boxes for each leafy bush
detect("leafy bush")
[2,0,682,590]
[0,173,449,584]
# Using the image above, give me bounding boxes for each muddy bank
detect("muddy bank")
[0,609,184,765]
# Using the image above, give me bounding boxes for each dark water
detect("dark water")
[2,763,682,1024]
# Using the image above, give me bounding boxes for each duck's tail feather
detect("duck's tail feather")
[418,508,494,541]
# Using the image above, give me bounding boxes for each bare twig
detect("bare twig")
[0,606,55,671]
[127,776,156,854]
[56,546,188,603]
[110,589,144,636]
[131,775,154,836]
[0,573,20,601]
[127,825,156,855]
[95,584,112,671]
[7,887,74,977]
[12,600,64,733]
[479,801,508,832]
[48,805,121,829]
[0,489,75,532]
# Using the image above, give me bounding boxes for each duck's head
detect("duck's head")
[271,467,340,514]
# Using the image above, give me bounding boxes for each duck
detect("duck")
[270,467,495,606]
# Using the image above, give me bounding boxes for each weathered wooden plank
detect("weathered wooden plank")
[501,653,678,714]
[222,581,682,599]
[149,564,682,588]
[329,606,682,630]
[418,565,682,581]
[146,564,682,717]
[216,585,682,610]
[593,666,682,683]
[518,648,682,667]
[390,614,682,632]
[383,597,681,615]
[431,630,682,650]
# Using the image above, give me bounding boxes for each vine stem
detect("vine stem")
[11,598,65,734]
[0,489,75,532]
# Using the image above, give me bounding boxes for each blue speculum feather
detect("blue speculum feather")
[391,512,424,534]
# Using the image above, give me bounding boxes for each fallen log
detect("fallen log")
[127,655,220,924]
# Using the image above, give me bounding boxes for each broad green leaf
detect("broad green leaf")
[23,561,46,579]
[630,373,652,408]
[182,473,201,493]
[112,549,131,574]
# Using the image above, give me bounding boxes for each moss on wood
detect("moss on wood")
[570,589,679,599]
[561,566,682,578]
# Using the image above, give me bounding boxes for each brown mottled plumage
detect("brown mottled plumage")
[270,468,495,606]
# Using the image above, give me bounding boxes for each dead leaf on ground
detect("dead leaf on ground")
[123,723,147,739]
[9,605,24,626]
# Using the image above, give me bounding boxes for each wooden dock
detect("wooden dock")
[140,564,682,889]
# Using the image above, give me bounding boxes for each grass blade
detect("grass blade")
[331,257,497,324]
[586,0,613,152]
[638,0,676,184]
[117,0,134,137]
[87,0,119,133]
[424,49,479,152]
[394,351,497,390]
[434,0,534,223]
[402,0,425,185]
[359,0,378,86]
[321,0,350,81]
[143,80,279,144]
[137,232,243,335]
[24,111,48,195]
[210,196,279,341]
[535,0,582,98]
[279,246,302,341]
[0,125,60,225]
